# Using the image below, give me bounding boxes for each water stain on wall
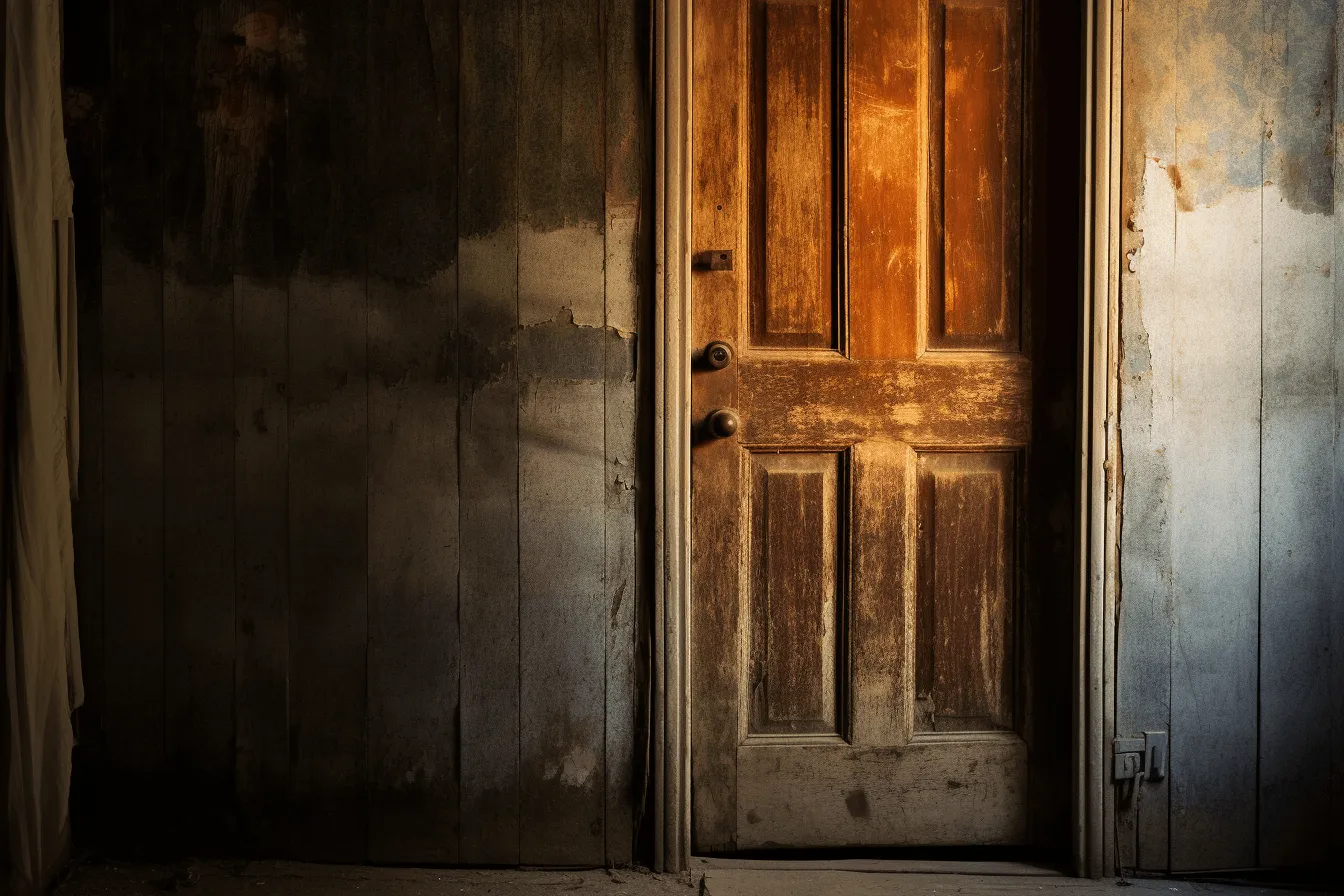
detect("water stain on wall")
[196,3,305,261]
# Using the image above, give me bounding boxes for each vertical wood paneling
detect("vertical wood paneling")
[931,0,1020,351]
[458,0,523,864]
[284,0,370,859]
[1168,2,1261,871]
[227,4,293,857]
[915,452,1014,732]
[366,0,461,863]
[517,0,608,865]
[82,0,646,866]
[849,441,911,747]
[602,0,644,865]
[755,0,832,350]
[748,453,840,736]
[228,2,294,857]
[1116,0,1176,872]
[847,0,923,360]
[161,0,237,844]
[234,275,289,853]
[100,0,166,836]
[1258,0,1336,869]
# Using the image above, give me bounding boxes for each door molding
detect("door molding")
[652,0,693,874]
[651,0,1121,876]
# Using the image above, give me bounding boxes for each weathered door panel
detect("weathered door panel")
[691,0,1032,851]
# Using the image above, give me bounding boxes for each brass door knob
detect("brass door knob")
[704,341,734,370]
[707,408,740,439]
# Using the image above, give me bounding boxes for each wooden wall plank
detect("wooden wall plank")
[100,0,166,846]
[1115,0,1176,873]
[284,0,370,860]
[161,0,238,846]
[602,0,643,866]
[366,0,461,863]
[517,0,608,865]
[1258,0,1336,869]
[229,2,293,856]
[458,0,523,864]
[234,275,289,854]
[1167,2,1262,871]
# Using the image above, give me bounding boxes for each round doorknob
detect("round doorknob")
[704,341,734,370]
[707,408,740,439]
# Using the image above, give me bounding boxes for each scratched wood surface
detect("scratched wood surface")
[70,0,647,865]
[689,0,1071,853]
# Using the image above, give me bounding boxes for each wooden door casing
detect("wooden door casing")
[690,0,1046,852]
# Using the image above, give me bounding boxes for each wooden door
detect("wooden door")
[691,0,1034,850]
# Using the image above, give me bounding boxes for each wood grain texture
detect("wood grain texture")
[747,452,841,736]
[162,0,238,845]
[234,275,290,855]
[227,0,293,856]
[915,452,1016,733]
[517,0,608,865]
[690,0,747,853]
[848,441,913,748]
[80,0,644,866]
[847,0,923,360]
[739,354,1030,446]
[603,0,644,865]
[736,736,1028,847]
[366,0,460,863]
[693,0,1037,853]
[458,0,522,865]
[930,0,1021,351]
[754,0,833,349]
[284,0,370,859]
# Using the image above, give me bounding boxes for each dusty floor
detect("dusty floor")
[52,861,1331,896]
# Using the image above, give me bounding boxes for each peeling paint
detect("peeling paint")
[543,743,599,789]
[520,223,606,327]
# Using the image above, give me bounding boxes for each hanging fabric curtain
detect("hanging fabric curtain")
[2,0,84,890]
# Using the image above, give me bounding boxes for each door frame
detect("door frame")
[651,0,1123,876]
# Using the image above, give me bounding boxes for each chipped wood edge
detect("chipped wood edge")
[654,0,693,873]
[1078,0,1121,879]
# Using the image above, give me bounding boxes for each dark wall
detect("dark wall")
[65,0,648,865]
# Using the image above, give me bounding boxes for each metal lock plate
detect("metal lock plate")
[694,249,734,271]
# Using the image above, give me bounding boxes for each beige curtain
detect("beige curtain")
[3,0,83,891]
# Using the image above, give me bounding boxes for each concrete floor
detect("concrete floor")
[52,860,1331,896]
